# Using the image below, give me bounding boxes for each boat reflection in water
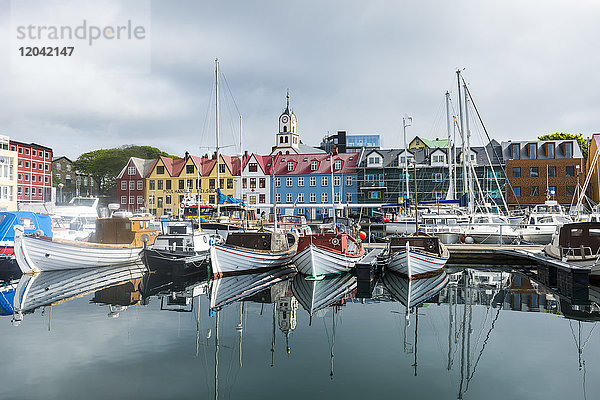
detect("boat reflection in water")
[12,262,147,324]
[291,273,357,318]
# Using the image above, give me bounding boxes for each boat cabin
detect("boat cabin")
[556,222,600,258]
[388,234,443,256]
[531,201,563,215]
[225,231,296,252]
[91,216,159,246]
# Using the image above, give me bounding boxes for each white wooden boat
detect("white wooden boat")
[382,270,449,309]
[292,232,365,278]
[12,263,146,323]
[385,233,449,279]
[291,272,356,316]
[209,267,296,310]
[210,231,297,277]
[14,225,144,273]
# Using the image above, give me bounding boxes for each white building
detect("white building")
[0,135,17,211]
[239,152,272,216]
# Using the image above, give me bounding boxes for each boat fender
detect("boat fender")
[459,235,466,243]
[203,236,208,243]
[34,229,45,237]
[330,237,340,246]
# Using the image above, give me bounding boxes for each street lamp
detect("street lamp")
[402,115,412,203]
[58,183,64,204]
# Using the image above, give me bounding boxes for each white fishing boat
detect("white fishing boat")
[519,214,572,244]
[420,212,467,244]
[12,263,147,323]
[385,233,450,279]
[210,231,297,277]
[292,231,365,278]
[463,213,519,244]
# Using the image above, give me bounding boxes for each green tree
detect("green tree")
[72,145,175,195]
[538,132,588,160]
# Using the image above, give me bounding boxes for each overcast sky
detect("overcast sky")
[1,0,599,159]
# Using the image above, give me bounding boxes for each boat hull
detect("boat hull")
[387,248,448,278]
[293,244,363,277]
[14,226,142,273]
[210,245,295,277]
[143,249,210,271]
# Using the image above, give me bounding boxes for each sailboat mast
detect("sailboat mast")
[464,83,474,214]
[445,91,455,200]
[330,155,336,226]
[457,70,468,210]
[403,116,411,205]
[215,58,221,215]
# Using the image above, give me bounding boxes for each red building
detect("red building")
[116,157,156,212]
[9,140,53,203]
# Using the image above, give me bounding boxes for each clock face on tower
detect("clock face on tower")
[281,115,289,123]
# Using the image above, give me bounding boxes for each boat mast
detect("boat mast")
[403,116,412,208]
[464,82,474,214]
[445,91,455,200]
[457,70,468,212]
[215,58,221,215]
[330,154,336,226]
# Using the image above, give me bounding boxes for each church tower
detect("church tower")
[271,90,300,155]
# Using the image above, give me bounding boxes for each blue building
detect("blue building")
[271,152,359,220]
[320,131,381,153]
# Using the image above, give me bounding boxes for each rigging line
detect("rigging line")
[460,75,522,211]
[200,82,215,155]
[581,322,597,350]
[219,79,239,152]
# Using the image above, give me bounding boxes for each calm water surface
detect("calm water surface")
[1,265,599,400]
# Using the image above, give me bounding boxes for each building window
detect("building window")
[546,143,555,158]
[334,192,340,202]
[249,163,258,172]
[334,176,341,186]
[45,152,49,159]
[512,187,521,197]
[128,166,136,175]
[121,181,127,190]
[242,178,247,189]
[45,177,49,183]
[310,176,316,187]
[368,156,381,165]
[275,178,280,187]
[128,196,134,204]
[511,144,520,160]
[286,193,293,203]
[528,143,537,159]
[149,180,155,190]
[512,167,521,178]
[286,177,293,187]
[209,179,215,189]
[121,196,127,204]
[368,191,380,199]
[25,161,29,168]
[432,154,445,163]
[259,178,266,188]
[45,164,49,171]
[434,191,443,199]
[566,185,575,196]
[18,174,22,181]
[321,193,328,203]
[17,187,22,195]
[346,176,353,186]
[321,176,328,187]
[530,167,539,177]
[275,193,281,203]
[530,186,539,196]
[546,166,556,177]
[186,165,194,174]
[24,187,29,196]
[334,160,342,170]
[250,178,256,189]
[310,192,316,202]
[564,142,573,158]
[32,150,37,156]
[137,196,143,204]
[56,163,61,171]
[565,166,575,177]
[433,173,443,182]
[287,161,294,171]
[548,186,556,196]
[129,180,135,190]
[24,175,29,182]
[219,164,226,174]
[25,149,29,155]
[187,179,193,190]
[165,195,172,204]
[298,193,304,203]
[311,161,318,171]
[157,197,163,208]
[137,180,143,190]
[148,196,154,205]
[156,166,165,174]
[157,180,163,190]
[179,179,185,189]
[227,179,233,189]
[297,177,304,187]
[346,193,352,203]
[18,148,22,154]
[259,194,265,203]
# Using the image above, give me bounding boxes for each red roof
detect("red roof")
[271,153,358,175]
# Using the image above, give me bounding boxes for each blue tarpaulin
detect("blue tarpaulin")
[216,188,245,206]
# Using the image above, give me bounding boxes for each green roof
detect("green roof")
[418,137,449,148]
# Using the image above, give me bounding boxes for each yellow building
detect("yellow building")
[145,153,240,217]
[0,136,18,211]
[587,134,600,203]
[409,136,449,150]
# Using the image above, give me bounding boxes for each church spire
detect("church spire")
[285,89,290,114]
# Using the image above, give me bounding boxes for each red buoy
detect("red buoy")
[358,231,367,240]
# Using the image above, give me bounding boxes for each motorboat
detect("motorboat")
[419,213,465,244]
[13,215,159,273]
[544,222,600,271]
[210,230,298,277]
[463,213,519,244]
[292,228,365,278]
[519,214,572,245]
[143,220,216,271]
[384,233,449,279]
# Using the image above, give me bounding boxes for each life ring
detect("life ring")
[330,237,340,246]
[179,202,185,209]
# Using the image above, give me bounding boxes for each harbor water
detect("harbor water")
[1,266,599,399]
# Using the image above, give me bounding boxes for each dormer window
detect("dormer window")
[311,160,319,171]
[248,163,258,172]
[287,161,295,171]
[367,156,381,165]
[528,143,537,159]
[511,143,520,160]
[564,142,573,158]
[546,143,555,159]
[334,160,342,170]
